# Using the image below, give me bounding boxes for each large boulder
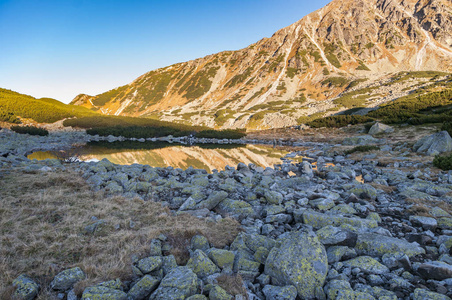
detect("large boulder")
[413,131,452,155]
[150,266,198,299]
[368,122,394,135]
[416,261,452,280]
[300,210,377,231]
[264,231,328,299]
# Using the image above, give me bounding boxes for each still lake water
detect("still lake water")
[28,141,303,172]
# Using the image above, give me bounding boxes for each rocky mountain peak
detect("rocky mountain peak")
[72,0,452,129]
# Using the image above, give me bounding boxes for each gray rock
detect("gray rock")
[13,275,39,300]
[190,235,210,253]
[50,267,86,291]
[342,256,389,274]
[150,266,198,300]
[316,226,358,247]
[356,233,426,258]
[208,285,232,300]
[301,210,377,230]
[413,131,452,155]
[409,215,437,231]
[417,261,452,280]
[127,275,159,300]
[265,231,328,299]
[136,256,163,274]
[368,123,394,135]
[81,286,127,300]
[196,191,228,210]
[262,285,298,300]
[186,249,220,279]
[413,288,451,300]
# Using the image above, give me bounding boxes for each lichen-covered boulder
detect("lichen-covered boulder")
[196,191,228,210]
[12,275,39,300]
[262,285,297,300]
[356,233,425,257]
[343,256,389,274]
[136,256,163,274]
[316,226,358,247]
[413,288,451,300]
[208,249,235,270]
[209,285,233,300]
[264,231,328,299]
[324,280,376,300]
[409,215,437,231]
[187,295,208,300]
[264,190,283,205]
[150,266,198,300]
[190,235,210,253]
[413,131,452,155]
[186,249,220,279]
[301,210,377,230]
[326,246,357,263]
[127,275,159,300]
[217,199,255,220]
[348,184,377,201]
[81,286,127,300]
[50,267,86,291]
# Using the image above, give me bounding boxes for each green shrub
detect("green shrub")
[321,77,349,87]
[442,122,452,136]
[433,154,452,170]
[196,129,246,139]
[368,88,452,124]
[345,145,379,155]
[11,125,49,136]
[0,88,97,123]
[306,115,373,128]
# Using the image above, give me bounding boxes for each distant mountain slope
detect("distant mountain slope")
[0,88,98,124]
[72,0,452,129]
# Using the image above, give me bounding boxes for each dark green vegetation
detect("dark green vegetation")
[0,88,97,123]
[307,115,373,128]
[86,126,245,139]
[179,65,219,101]
[63,115,205,130]
[324,43,342,68]
[433,154,452,171]
[10,125,49,136]
[345,145,380,155]
[92,86,128,106]
[334,86,377,109]
[368,89,452,124]
[322,77,349,87]
[441,122,452,136]
[196,129,246,139]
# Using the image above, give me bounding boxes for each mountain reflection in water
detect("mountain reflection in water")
[28,141,298,172]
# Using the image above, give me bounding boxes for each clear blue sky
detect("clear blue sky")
[0,0,331,103]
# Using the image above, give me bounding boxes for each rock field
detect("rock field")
[2,127,452,300]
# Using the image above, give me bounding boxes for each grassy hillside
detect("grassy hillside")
[0,88,98,123]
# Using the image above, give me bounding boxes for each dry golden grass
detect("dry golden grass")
[370,183,398,194]
[405,197,452,217]
[0,169,241,299]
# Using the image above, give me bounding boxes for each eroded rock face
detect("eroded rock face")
[265,230,328,299]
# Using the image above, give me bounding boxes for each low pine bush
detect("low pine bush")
[433,154,452,170]
[441,122,452,136]
[307,115,373,128]
[11,125,49,136]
